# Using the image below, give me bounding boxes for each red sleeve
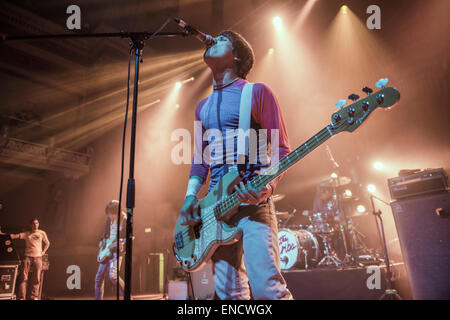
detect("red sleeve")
[252,83,291,188]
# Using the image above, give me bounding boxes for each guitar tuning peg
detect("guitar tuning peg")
[376,78,389,89]
[362,86,373,95]
[348,94,360,102]
[335,99,346,109]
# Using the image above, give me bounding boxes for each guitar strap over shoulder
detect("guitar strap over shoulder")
[236,83,254,168]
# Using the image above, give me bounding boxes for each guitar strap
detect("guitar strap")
[236,83,254,171]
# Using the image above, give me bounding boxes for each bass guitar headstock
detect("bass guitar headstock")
[330,78,400,134]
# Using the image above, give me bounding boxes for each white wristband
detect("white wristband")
[185,177,203,198]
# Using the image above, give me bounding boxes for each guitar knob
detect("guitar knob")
[347,117,355,125]
[376,94,384,105]
[348,94,359,102]
[362,87,373,95]
[362,101,370,112]
[333,114,342,123]
[347,107,356,117]
[191,254,197,262]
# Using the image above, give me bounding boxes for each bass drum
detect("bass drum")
[278,229,320,270]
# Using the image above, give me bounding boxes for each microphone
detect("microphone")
[172,18,215,46]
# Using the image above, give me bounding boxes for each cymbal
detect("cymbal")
[275,211,290,219]
[319,176,351,188]
[351,211,368,217]
[272,194,286,202]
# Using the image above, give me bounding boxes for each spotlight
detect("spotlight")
[268,48,275,55]
[367,184,376,193]
[373,161,383,171]
[175,104,180,109]
[331,172,338,179]
[356,204,366,213]
[272,16,283,32]
[341,5,348,14]
[344,189,352,197]
[175,82,182,89]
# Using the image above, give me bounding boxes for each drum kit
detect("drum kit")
[276,174,379,271]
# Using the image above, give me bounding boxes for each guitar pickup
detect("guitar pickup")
[175,232,184,250]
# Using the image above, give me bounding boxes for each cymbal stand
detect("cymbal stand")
[317,233,342,267]
[331,177,355,266]
[347,218,372,257]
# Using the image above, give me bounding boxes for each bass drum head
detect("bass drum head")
[278,228,320,270]
[278,229,300,270]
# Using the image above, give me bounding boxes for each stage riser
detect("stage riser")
[282,264,410,300]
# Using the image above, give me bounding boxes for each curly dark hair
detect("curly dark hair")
[105,200,120,215]
[219,30,255,79]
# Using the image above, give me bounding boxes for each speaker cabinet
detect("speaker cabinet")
[390,191,450,299]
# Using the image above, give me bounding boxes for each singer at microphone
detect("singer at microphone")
[177,26,293,300]
[172,18,216,46]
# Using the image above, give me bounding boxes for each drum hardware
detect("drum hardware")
[317,233,343,267]
[277,209,297,229]
[319,176,352,189]
[275,211,290,219]
[272,194,286,203]
[346,219,373,260]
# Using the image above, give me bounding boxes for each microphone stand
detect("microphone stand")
[369,194,402,300]
[1,28,188,300]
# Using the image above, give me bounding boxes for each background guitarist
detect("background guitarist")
[178,31,293,300]
[94,200,126,300]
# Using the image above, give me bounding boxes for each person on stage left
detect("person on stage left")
[10,218,50,300]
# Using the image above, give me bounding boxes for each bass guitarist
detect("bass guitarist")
[178,31,293,300]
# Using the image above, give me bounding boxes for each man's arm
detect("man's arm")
[254,82,291,190]
[178,100,210,226]
[9,233,20,240]
[235,83,291,205]
[178,176,204,226]
[42,231,50,255]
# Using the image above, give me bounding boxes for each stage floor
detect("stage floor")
[50,294,166,300]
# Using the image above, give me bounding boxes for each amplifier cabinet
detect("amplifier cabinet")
[390,192,450,299]
[0,264,19,300]
[388,168,448,200]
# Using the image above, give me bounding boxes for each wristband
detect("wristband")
[185,177,203,198]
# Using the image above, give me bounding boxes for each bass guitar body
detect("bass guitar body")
[173,171,243,272]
